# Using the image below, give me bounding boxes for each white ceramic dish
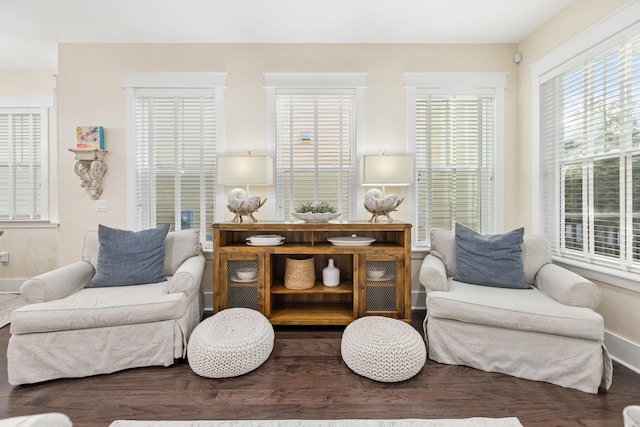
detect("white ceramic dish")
[246,234,284,245]
[230,276,257,283]
[236,268,257,280]
[292,212,342,223]
[327,235,376,247]
[367,270,385,279]
[367,275,393,282]
[247,241,285,247]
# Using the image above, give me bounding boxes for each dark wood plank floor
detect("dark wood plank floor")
[0,311,639,427]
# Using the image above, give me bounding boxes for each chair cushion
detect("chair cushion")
[82,228,201,277]
[454,223,529,289]
[89,224,170,287]
[163,229,201,276]
[429,227,551,284]
[426,280,604,341]
[11,282,187,334]
[429,228,457,277]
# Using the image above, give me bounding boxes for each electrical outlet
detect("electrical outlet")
[0,252,8,263]
[96,200,108,212]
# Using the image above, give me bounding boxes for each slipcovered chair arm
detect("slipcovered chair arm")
[535,263,602,310]
[20,261,94,304]
[419,254,448,292]
[168,254,206,295]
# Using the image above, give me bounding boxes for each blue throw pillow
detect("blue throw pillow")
[454,223,530,289]
[89,224,171,287]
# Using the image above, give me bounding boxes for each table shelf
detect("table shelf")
[213,221,412,324]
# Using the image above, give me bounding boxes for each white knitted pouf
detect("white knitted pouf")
[187,308,274,378]
[341,316,426,382]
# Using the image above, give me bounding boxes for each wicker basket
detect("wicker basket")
[284,256,315,290]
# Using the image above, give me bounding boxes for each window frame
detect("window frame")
[530,1,640,291]
[0,95,53,225]
[264,73,367,221]
[405,72,506,249]
[122,73,226,248]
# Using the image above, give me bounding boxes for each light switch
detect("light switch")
[96,200,108,212]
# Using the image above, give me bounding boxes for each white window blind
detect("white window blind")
[275,89,356,220]
[414,92,496,245]
[133,89,216,244]
[539,31,640,272]
[0,108,46,221]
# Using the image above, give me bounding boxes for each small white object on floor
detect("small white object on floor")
[341,316,426,382]
[109,418,524,427]
[0,412,72,427]
[187,308,274,378]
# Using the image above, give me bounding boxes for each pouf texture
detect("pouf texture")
[187,307,274,378]
[341,316,426,382]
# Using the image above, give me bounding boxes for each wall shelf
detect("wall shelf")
[69,148,108,200]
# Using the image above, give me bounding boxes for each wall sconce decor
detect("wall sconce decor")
[69,148,108,200]
[362,154,414,223]
[218,154,273,223]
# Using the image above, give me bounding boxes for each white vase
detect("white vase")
[322,258,340,287]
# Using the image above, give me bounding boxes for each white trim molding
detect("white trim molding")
[0,95,54,108]
[605,331,640,375]
[404,72,507,91]
[529,4,640,281]
[121,72,227,230]
[530,1,640,82]
[121,72,227,89]
[263,73,368,88]
[404,72,508,245]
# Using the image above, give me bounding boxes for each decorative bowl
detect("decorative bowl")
[291,212,341,223]
[367,269,385,279]
[236,268,257,280]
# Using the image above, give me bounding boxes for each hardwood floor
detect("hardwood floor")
[0,311,639,427]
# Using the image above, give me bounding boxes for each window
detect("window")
[265,74,366,221]
[539,31,640,273]
[405,73,506,247]
[123,73,225,247]
[0,97,51,222]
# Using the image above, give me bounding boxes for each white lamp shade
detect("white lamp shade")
[362,155,414,186]
[218,156,273,185]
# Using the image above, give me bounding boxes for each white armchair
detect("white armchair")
[419,227,612,394]
[8,228,206,385]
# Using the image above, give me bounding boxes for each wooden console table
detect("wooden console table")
[212,221,412,325]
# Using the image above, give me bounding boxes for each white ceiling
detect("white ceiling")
[1,0,573,69]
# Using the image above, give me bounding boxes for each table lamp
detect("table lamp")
[218,155,273,223]
[362,154,414,223]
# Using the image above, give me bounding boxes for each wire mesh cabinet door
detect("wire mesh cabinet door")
[219,254,265,313]
[358,254,405,319]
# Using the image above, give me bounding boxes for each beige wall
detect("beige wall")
[517,0,640,345]
[51,43,520,282]
[2,45,520,291]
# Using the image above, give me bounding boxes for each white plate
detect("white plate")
[327,236,376,247]
[247,234,284,245]
[367,275,394,282]
[230,275,257,283]
[247,241,284,246]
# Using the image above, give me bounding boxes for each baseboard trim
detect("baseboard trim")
[605,331,640,374]
[0,278,26,293]
[412,290,426,310]
[204,292,213,312]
